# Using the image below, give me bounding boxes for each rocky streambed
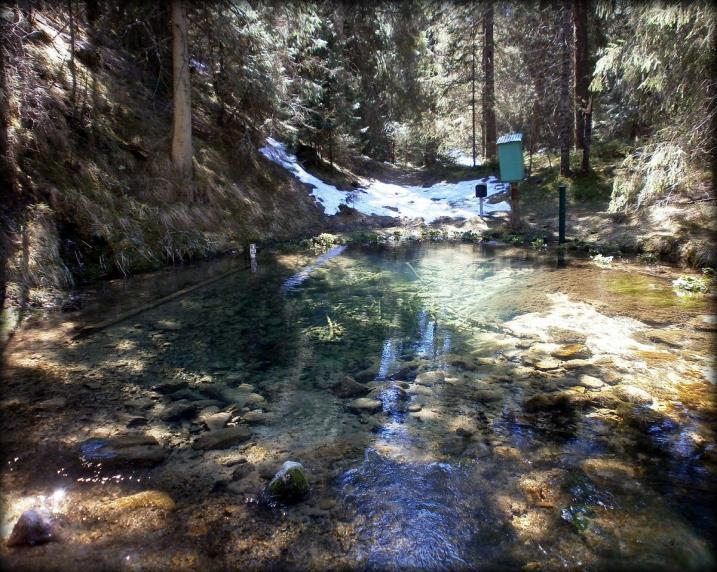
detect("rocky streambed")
[1,242,715,570]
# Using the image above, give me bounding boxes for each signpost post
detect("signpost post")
[475,183,487,216]
[558,184,566,244]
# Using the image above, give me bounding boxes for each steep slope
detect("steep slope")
[2,8,326,314]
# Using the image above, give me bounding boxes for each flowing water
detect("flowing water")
[1,242,715,571]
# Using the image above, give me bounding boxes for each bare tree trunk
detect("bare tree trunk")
[581,95,592,172]
[471,34,476,167]
[482,1,497,162]
[171,0,194,197]
[574,0,593,172]
[573,0,589,150]
[559,0,572,176]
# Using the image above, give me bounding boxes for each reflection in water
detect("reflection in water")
[3,242,715,571]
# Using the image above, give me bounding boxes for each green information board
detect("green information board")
[497,133,524,182]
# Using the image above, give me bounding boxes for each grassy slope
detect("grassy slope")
[4,9,326,313]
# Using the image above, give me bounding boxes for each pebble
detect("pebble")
[408,403,422,412]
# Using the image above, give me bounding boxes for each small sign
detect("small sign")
[249,244,257,259]
[475,184,487,198]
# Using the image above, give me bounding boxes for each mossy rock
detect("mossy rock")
[267,461,309,502]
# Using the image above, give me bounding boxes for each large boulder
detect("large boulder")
[267,461,310,502]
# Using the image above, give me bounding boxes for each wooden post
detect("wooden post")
[510,182,520,230]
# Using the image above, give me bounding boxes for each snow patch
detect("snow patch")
[259,138,511,221]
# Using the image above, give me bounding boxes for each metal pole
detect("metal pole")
[558,184,566,244]
[480,197,484,217]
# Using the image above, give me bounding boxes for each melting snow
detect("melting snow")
[259,138,511,221]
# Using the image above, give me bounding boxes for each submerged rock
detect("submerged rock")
[690,315,717,332]
[534,359,562,371]
[551,344,592,360]
[563,359,592,370]
[331,376,370,398]
[474,389,503,402]
[613,385,654,405]
[415,371,445,386]
[232,463,255,480]
[201,411,231,431]
[192,426,252,450]
[581,458,637,486]
[578,375,605,390]
[267,461,310,502]
[160,400,198,422]
[524,390,593,413]
[153,380,188,394]
[440,436,466,456]
[80,433,166,467]
[345,397,382,414]
[242,410,266,424]
[639,328,685,348]
[7,509,56,547]
[105,490,176,512]
[36,397,67,410]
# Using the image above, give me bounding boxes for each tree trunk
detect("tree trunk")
[559,0,572,176]
[0,15,21,335]
[68,0,77,115]
[573,0,589,150]
[529,71,544,178]
[471,36,476,167]
[581,95,592,173]
[170,0,194,196]
[482,1,497,162]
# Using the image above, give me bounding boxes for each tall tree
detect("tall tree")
[559,0,572,176]
[170,0,193,196]
[573,0,591,172]
[482,1,496,161]
[471,19,477,166]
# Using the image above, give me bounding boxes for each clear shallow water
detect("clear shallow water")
[2,243,715,571]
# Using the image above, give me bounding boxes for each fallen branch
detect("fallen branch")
[72,264,246,340]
